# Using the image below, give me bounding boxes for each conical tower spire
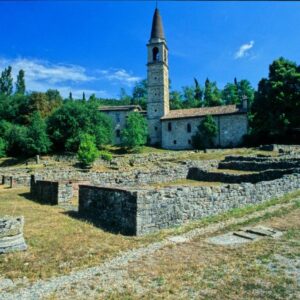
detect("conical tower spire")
[150,8,165,40]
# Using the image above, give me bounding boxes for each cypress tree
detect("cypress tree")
[16,69,26,95]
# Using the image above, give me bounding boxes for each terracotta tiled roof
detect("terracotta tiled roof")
[161,105,244,120]
[99,105,142,112]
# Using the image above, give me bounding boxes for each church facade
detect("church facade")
[146,9,248,149]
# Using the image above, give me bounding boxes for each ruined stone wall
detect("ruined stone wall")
[187,167,299,184]
[30,177,73,205]
[136,172,300,234]
[79,172,300,236]
[79,185,138,235]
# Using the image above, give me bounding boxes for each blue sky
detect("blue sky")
[0,1,300,99]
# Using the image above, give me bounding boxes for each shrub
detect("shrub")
[99,151,112,161]
[77,134,99,167]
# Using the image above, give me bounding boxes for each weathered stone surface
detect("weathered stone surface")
[79,172,300,236]
[187,167,299,184]
[0,216,27,254]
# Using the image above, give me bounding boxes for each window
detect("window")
[188,139,191,145]
[168,122,172,132]
[187,123,191,133]
[173,140,177,145]
[116,129,120,138]
[116,113,120,123]
[152,47,159,61]
[155,126,158,131]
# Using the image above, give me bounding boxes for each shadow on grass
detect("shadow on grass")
[61,210,133,236]
[18,192,58,206]
[0,157,28,167]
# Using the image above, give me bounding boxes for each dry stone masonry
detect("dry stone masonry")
[79,172,300,235]
[0,216,27,254]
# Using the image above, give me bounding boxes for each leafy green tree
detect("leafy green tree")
[15,69,26,95]
[251,57,300,142]
[77,134,99,166]
[0,66,13,96]
[28,90,62,118]
[47,101,113,152]
[192,115,218,149]
[204,78,222,107]
[237,79,255,106]
[182,86,200,108]
[26,112,51,155]
[4,123,28,157]
[69,92,73,101]
[0,137,7,157]
[121,112,148,149]
[170,90,183,110]
[132,79,147,109]
[222,83,239,105]
[82,92,86,101]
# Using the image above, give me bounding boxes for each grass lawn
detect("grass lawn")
[0,186,299,283]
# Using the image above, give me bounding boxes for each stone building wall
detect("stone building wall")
[161,114,248,150]
[78,172,300,236]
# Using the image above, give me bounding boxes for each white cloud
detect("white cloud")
[99,68,141,86]
[0,56,140,98]
[0,57,94,84]
[234,41,255,59]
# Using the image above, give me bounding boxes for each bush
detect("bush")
[192,115,217,149]
[77,134,99,167]
[99,151,112,161]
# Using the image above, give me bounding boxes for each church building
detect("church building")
[146,8,248,150]
[100,8,248,150]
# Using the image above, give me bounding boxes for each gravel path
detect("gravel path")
[0,200,296,300]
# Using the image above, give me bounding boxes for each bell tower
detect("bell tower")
[147,8,169,145]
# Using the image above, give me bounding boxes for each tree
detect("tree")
[77,134,99,167]
[192,115,218,149]
[15,69,26,95]
[132,79,147,109]
[222,83,239,105]
[121,112,148,149]
[0,137,7,157]
[0,66,13,96]
[28,90,62,118]
[3,123,28,157]
[69,92,73,101]
[47,101,113,152]
[194,78,203,104]
[251,57,300,142]
[26,112,51,155]
[119,88,131,104]
[203,78,222,107]
[82,92,86,101]
[170,90,183,110]
[237,79,255,106]
[182,86,199,108]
